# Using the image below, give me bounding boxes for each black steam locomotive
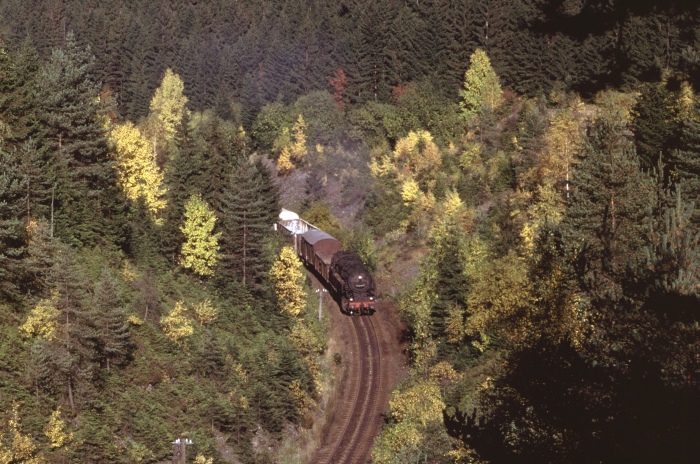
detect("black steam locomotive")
[276,209,376,315]
[329,251,376,315]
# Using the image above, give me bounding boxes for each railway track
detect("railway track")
[314,315,383,464]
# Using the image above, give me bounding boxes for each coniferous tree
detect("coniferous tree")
[45,246,96,413]
[160,134,205,262]
[36,32,126,248]
[0,42,39,148]
[564,117,655,304]
[91,270,131,371]
[670,105,700,224]
[0,147,26,302]
[218,159,279,292]
[632,82,677,172]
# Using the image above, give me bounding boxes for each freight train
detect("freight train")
[275,209,376,315]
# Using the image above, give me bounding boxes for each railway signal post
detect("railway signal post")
[315,287,328,322]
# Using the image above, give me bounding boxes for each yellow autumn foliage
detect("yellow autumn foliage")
[675,81,696,123]
[20,292,60,341]
[388,379,444,425]
[460,48,503,118]
[401,179,420,204]
[194,455,213,464]
[269,246,307,317]
[465,251,534,341]
[160,301,194,346]
[277,145,294,175]
[110,121,167,218]
[149,68,190,145]
[372,379,446,464]
[519,182,565,252]
[539,105,583,195]
[180,194,221,277]
[429,361,461,383]
[0,403,45,464]
[194,299,218,326]
[275,115,307,174]
[290,114,307,164]
[44,408,72,449]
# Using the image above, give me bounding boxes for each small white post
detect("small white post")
[315,288,328,322]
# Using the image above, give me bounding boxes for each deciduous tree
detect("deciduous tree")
[460,48,503,120]
[110,121,167,218]
[180,194,221,277]
[269,246,306,318]
[149,68,190,151]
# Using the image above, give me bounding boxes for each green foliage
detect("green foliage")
[301,201,340,237]
[1,5,699,463]
[218,158,279,292]
[670,103,700,225]
[632,81,677,171]
[342,226,378,273]
[180,194,221,277]
[563,117,656,302]
[36,31,127,248]
[460,49,503,120]
[252,102,293,152]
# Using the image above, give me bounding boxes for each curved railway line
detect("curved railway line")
[314,315,383,464]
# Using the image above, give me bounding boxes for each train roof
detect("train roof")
[301,229,338,245]
[279,209,299,220]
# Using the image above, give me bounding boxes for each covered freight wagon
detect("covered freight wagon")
[299,229,341,282]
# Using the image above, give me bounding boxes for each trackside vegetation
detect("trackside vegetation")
[0,2,699,462]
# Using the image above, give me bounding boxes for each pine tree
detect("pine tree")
[563,117,656,303]
[632,81,677,172]
[0,42,39,148]
[0,147,27,302]
[44,246,96,413]
[160,132,205,263]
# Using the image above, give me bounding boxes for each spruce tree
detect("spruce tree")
[218,159,279,292]
[91,269,131,371]
[45,246,96,413]
[36,32,126,247]
[632,82,677,172]
[670,106,700,225]
[0,42,39,148]
[0,147,26,302]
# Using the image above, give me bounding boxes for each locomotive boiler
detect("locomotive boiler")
[276,209,376,315]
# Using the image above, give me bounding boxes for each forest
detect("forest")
[0,0,698,463]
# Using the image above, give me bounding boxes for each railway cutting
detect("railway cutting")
[275,209,391,463]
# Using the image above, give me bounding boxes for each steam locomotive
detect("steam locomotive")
[276,209,376,315]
